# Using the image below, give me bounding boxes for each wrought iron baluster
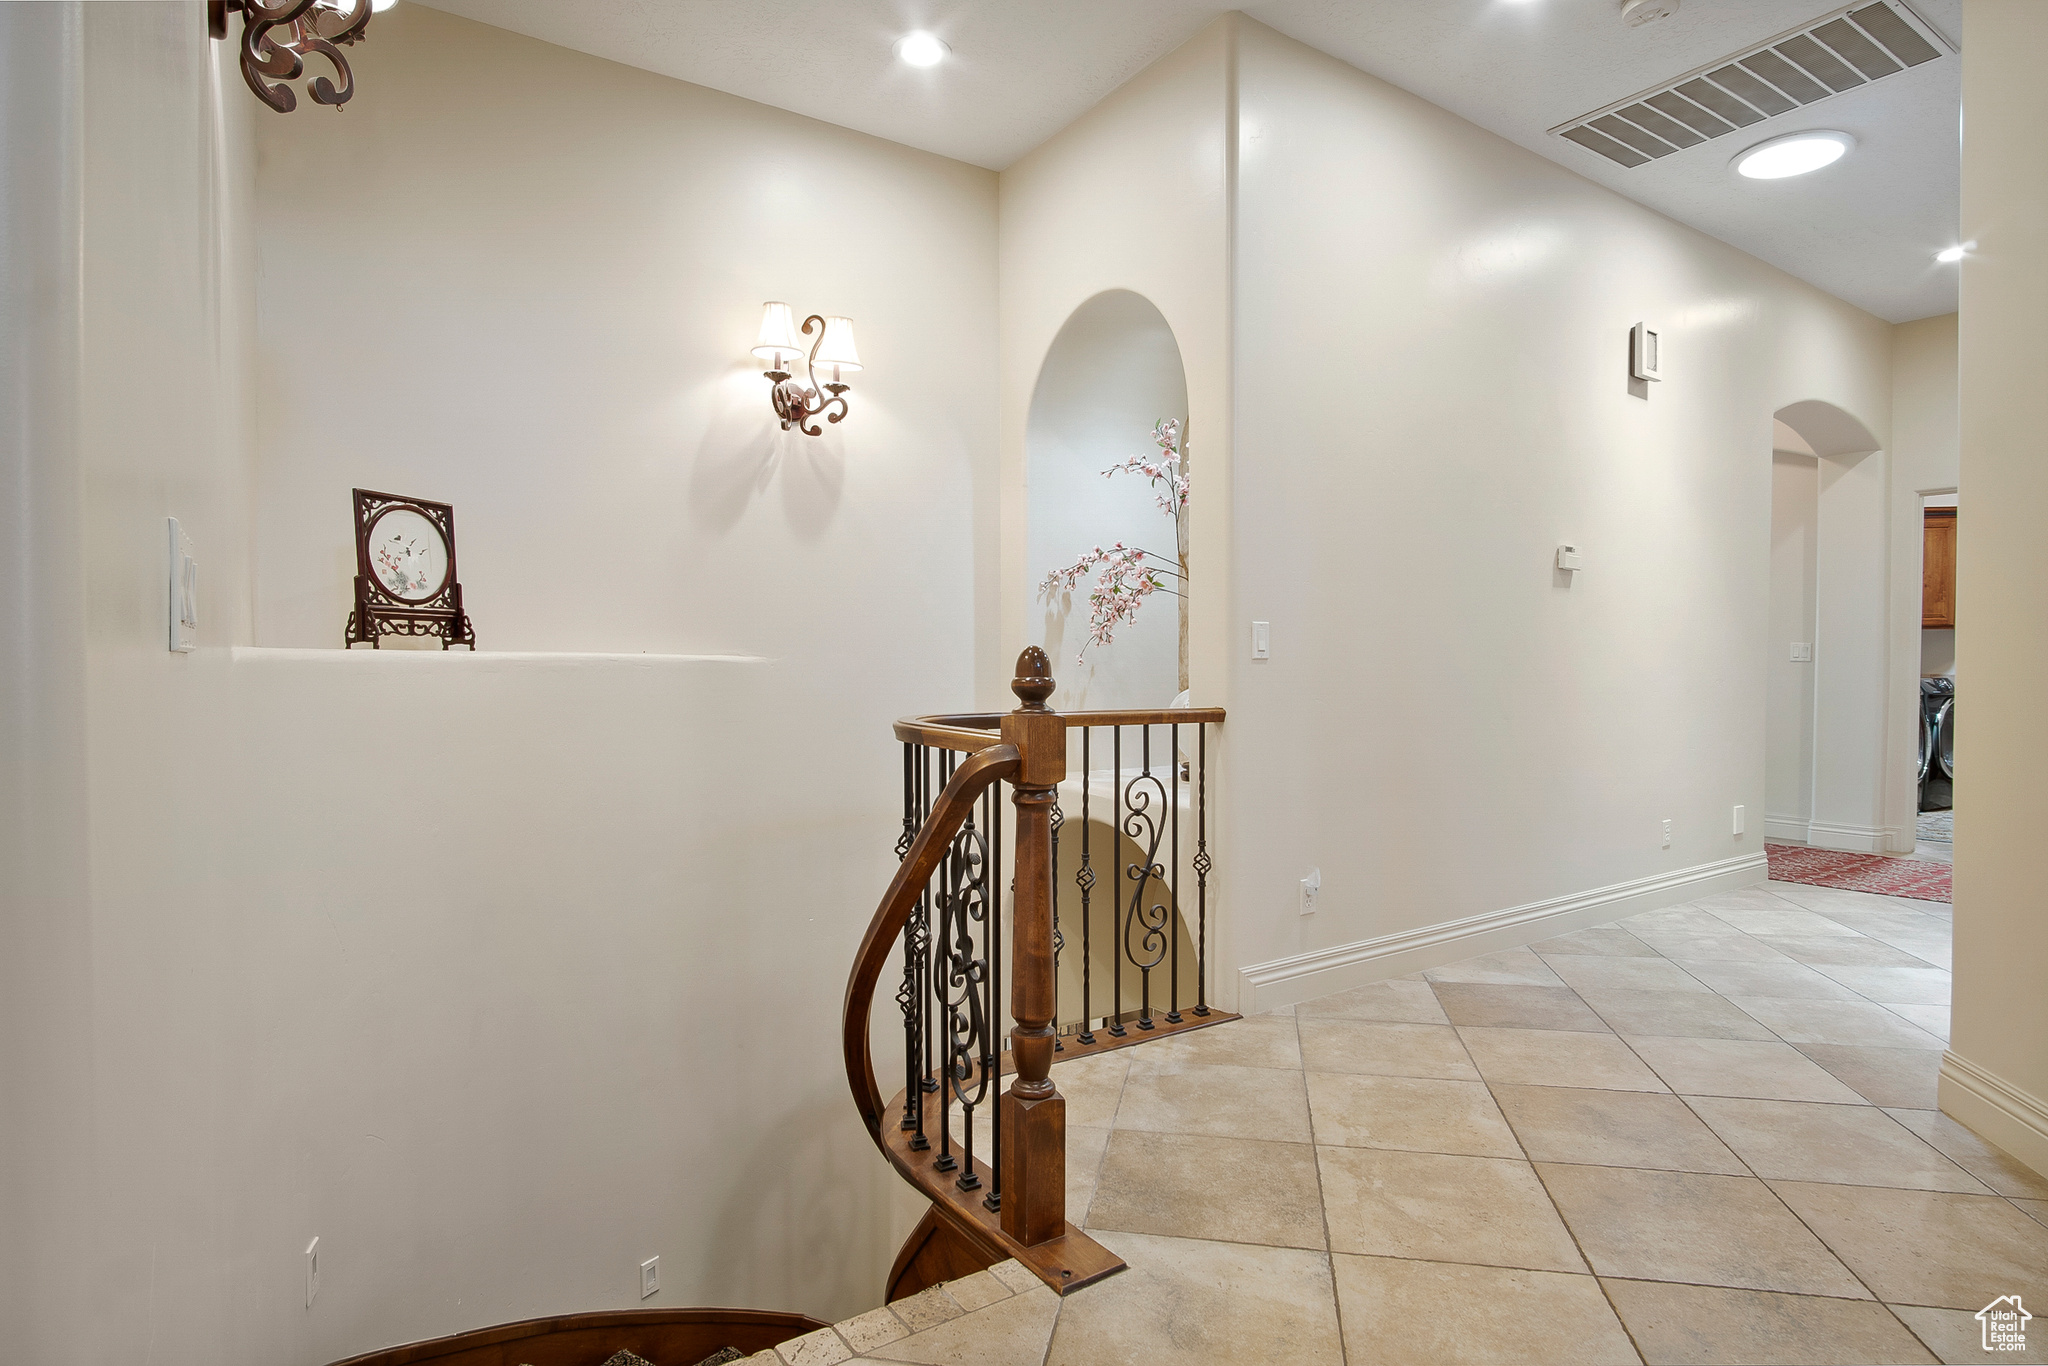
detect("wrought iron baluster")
[986,782,1003,1212]
[898,743,929,1145]
[921,747,940,1099]
[1123,726,1170,1030]
[1169,722,1182,1023]
[932,795,992,1190]
[1077,727,1095,1045]
[1050,797,1063,1054]
[1110,725,1125,1038]
[933,751,960,1170]
[1194,723,1211,1016]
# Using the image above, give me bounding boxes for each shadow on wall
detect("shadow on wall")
[688,363,846,539]
[1027,290,1188,711]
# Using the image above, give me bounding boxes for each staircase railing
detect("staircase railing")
[842,647,1227,1298]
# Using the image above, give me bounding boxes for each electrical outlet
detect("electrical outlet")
[1299,867,1320,915]
[304,1237,319,1309]
[1661,819,1672,849]
[1733,805,1746,836]
[640,1255,659,1299]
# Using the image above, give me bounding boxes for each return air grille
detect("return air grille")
[1552,1,1952,168]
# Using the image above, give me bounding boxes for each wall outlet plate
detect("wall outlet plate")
[640,1255,659,1299]
[1733,804,1746,836]
[1299,867,1320,915]
[1661,818,1673,849]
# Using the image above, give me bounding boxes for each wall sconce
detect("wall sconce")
[209,0,386,114]
[754,303,861,436]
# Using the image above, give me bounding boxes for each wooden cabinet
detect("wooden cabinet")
[1923,508,1957,628]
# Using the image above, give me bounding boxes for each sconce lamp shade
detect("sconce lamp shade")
[815,316,862,373]
[753,302,804,364]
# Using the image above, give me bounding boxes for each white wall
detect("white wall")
[1026,289,1188,710]
[996,17,1233,716]
[1228,19,1894,1006]
[4,4,999,1362]
[1891,316,1959,742]
[0,4,92,1356]
[1945,0,2048,1179]
[1767,453,1819,838]
[253,6,993,659]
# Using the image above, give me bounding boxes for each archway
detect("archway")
[1026,289,1188,711]
[1769,400,1893,852]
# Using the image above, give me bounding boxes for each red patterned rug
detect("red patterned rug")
[1765,843,1952,903]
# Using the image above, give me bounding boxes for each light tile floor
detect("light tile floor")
[773,879,2045,1366]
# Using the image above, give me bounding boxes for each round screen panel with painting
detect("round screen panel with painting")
[367,506,450,602]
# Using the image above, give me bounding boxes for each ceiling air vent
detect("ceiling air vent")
[1552,1,1952,168]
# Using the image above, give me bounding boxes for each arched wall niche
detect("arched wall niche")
[1768,398,1897,853]
[1025,289,1189,711]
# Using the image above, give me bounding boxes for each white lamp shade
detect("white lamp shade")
[752,301,803,363]
[814,316,862,373]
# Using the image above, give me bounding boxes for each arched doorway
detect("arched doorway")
[1026,290,1188,712]
[1768,400,1893,852]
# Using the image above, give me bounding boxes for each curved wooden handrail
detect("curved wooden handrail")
[892,716,1005,752]
[1060,706,1226,726]
[894,707,1225,752]
[842,741,1019,1140]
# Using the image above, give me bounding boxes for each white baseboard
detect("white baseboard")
[1807,821,1888,854]
[1764,815,1810,843]
[1238,851,1767,1013]
[1939,1052,2048,1182]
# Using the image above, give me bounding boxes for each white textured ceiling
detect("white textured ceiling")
[417,0,1962,323]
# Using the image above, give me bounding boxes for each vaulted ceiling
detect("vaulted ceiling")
[419,0,1962,323]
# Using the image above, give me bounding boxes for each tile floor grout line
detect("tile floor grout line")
[1457,978,1650,1363]
[1578,922,1901,1341]
[1491,1077,1649,1362]
[1294,1009,1353,1366]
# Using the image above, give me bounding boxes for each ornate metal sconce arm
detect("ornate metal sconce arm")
[765,313,855,437]
[210,0,371,114]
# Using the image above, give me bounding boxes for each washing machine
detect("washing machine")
[1920,677,1954,811]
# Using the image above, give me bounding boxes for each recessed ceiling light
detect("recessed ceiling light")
[1935,243,1972,263]
[1732,131,1854,180]
[895,31,950,68]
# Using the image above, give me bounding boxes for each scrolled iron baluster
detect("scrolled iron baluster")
[897,742,925,1140]
[1121,727,1172,1030]
[931,813,992,1190]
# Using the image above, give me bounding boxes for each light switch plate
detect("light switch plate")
[640,1256,659,1299]
[1251,621,1271,660]
[167,517,197,653]
[1556,545,1583,572]
[1790,642,1812,662]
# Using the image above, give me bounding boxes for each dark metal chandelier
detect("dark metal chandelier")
[209,0,374,114]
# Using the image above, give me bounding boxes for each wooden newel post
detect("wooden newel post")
[1000,646,1066,1246]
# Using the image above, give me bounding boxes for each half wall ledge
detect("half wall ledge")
[229,647,771,666]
